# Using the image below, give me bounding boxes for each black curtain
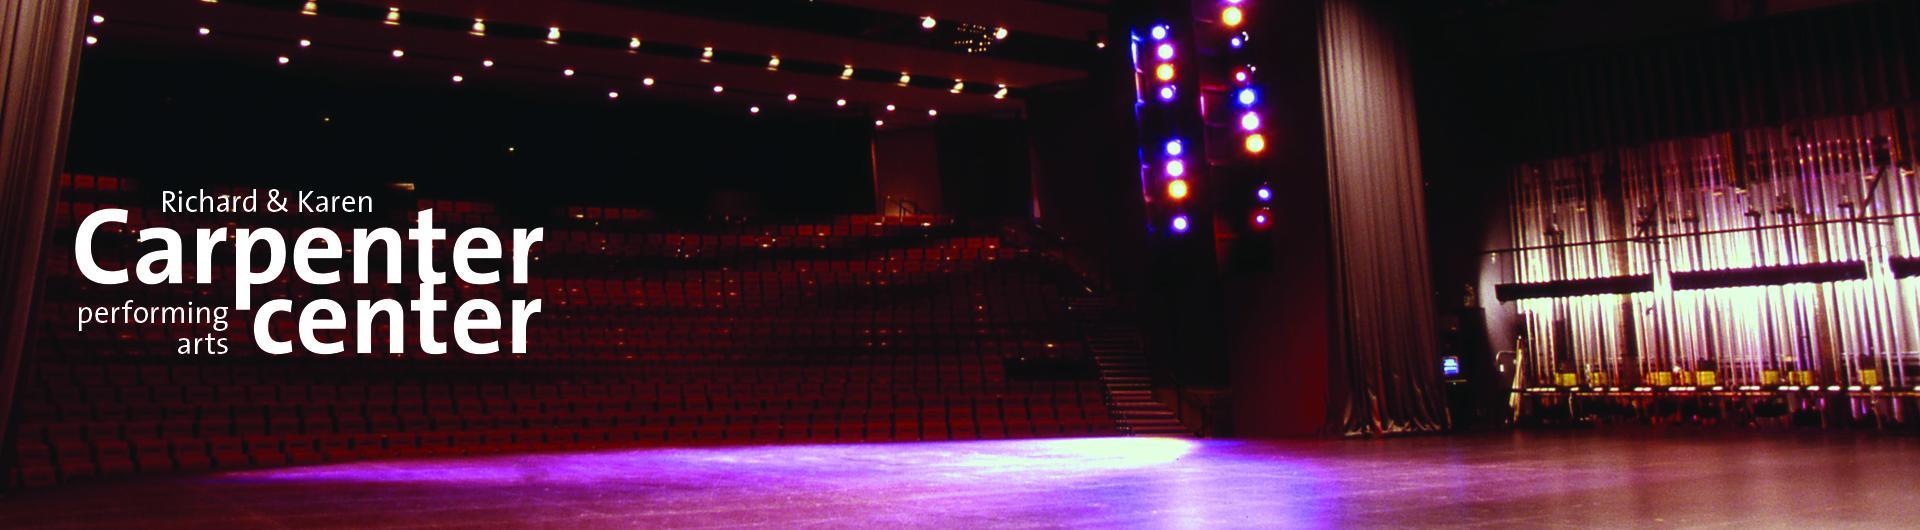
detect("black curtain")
[0,0,88,479]
[1319,0,1449,435]
[1504,0,1920,160]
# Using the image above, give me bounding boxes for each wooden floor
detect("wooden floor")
[3,430,1919,528]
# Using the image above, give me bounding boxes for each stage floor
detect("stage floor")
[4,430,1919,528]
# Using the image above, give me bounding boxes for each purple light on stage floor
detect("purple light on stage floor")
[1158,85,1176,101]
[219,437,1199,487]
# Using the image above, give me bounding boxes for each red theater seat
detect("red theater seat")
[9,185,1125,486]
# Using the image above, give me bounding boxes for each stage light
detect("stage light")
[886,104,897,112]
[1167,179,1189,200]
[712,85,725,93]
[750,106,760,114]
[629,37,642,49]
[842,65,855,79]
[951,80,965,93]
[1150,25,1168,40]
[385,7,400,26]
[1156,43,1174,60]
[928,109,938,117]
[993,27,1009,40]
[994,85,1009,99]
[1240,112,1261,131]
[1166,159,1186,177]
[921,16,937,29]
[768,56,781,70]
[1096,41,1106,48]
[642,77,655,86]
[1256,185,1272,202]
[470,19,485,36]
[451,74,464,84]
[198,27,211,36]
[1155,64,1175,81]
[302,1,317,15]
[607,91,620,99]
[1158,86,1176,101]
[1222,7,1243,27]
[899,72,912,85]
[1165,140,1183,156]
[482,58,495,68]
[1172,215,1190,233]
[299,38,312,48]
[1252,208,1271,228]
[875,120,886,127]
[836,99,848,107]
[91,14,103,24]
[1230,36,1243,48]
[562,67,575,77]
[1233,69,1249,83]
[1236,88,1257,106]
[277,55,290,65]
[390,49,405,59]
[546,27,562,44]
[85,35,98,46]
[1245,133,1266,153]
[787,93,798,102]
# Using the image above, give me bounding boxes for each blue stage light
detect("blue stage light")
[1256,185,1272,202]
[1236,88,1257,106]
[1171,215,1190,233]
[1164,140,1183,156]
[1156,43,1174,60]
[1150,25,1168,40]
[1158,85,1176,101]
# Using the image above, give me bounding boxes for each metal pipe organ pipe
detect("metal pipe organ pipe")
[1500,110,1918,407]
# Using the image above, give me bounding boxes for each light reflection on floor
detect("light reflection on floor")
[6,432,1920,528]
[223,437,1204,487]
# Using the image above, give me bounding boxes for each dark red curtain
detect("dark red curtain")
[1319,0,1449,435]
[0,0,88,474]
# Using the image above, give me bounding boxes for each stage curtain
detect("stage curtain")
[0,0,88,466]
[1318,0,1449,435]
[1506,0,1920,159]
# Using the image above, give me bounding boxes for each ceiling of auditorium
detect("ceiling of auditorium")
[87,0,1114,121]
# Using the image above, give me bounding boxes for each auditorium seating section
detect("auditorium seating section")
[8,174,1113,486]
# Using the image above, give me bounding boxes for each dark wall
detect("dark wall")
[872,128,943,214]
[936,115,1034,219]
[63,43,877,218]
[1218,0,1338,437]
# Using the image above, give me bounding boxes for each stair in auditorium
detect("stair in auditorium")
[1070,297,1188,436]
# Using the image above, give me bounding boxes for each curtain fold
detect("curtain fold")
[1,0,89,470]
[1505,0,1920,160]
[1318,0,1449,436]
